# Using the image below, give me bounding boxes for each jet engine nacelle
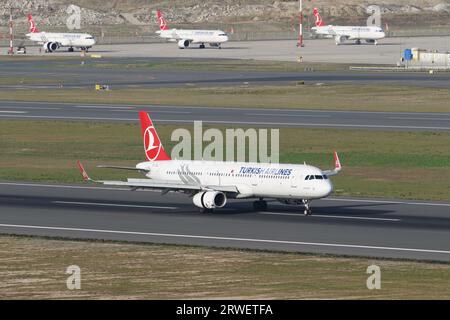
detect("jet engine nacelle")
[335,35,346,45]
[44,42,58,52]
[178,39,190,49]
[193,191,227,209]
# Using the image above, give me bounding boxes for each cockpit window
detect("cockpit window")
[305,175,310,180]
[315,175,324,180]
[218,33,227,36]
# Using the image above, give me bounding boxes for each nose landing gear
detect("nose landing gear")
[302,199,312,216]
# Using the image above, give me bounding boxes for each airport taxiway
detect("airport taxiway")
[13,36,450,64]
[1,182,450,262]
[0,101,450,131]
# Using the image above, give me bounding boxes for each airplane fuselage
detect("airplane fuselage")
[312,25,385,44]
[136,160,333,200]
[156,29,229,48]
[26,32,96,48]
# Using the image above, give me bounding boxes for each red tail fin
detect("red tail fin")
[313,8,325,27]
[139,111,171,161]
[156,10,169,30]
[28,14,39,33]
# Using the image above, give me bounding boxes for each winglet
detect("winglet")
[77,160,91,181]
[334,150,341,171]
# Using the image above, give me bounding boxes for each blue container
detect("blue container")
[404,49,413,61]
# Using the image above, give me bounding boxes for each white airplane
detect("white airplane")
[77,111,342,215]
[311,8,385,45]
[155,10,229,49]
[26,14,96,52]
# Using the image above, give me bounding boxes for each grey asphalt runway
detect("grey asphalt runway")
[1,181,450,262]
[2,57,450,89]
[1,100,450,131]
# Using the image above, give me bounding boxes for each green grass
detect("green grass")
[0,84,450,113]
[0,120,449,201]
[55,59,356,72]
[1,235,449,299]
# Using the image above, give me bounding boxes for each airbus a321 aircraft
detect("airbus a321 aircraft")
[311,8,385,45]
[77,112,341,215]
[26,14,96,52]
[155,10,229,49]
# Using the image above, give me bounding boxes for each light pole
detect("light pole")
[296,0,304,47]
[8,8,14,54]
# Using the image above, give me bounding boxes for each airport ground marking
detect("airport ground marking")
[258,211,400,222]
[53,201,177,210]
[0,223,450,255]
[0,114,450,130]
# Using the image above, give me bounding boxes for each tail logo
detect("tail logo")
[144,125,162,161]
[156,10,168,30]
[28,15,38,33]
[313,8,325,27]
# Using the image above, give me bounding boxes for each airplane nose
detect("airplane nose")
[319,181,333,198]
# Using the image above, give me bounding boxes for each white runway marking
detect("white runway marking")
[325,197,450,207]
[0,223,449,255]
[248,113,331,118]
[1,182,449,207]
[0,115,449,130]
[389,117,450,121]
[258,212,400,222]
[53,201,177,210]
[0,111,27,114]
[74,105,135,109]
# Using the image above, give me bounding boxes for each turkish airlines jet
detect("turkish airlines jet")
[77,112,342,215]
[155,10,229,49]
[311,8,385,45]
[26,14,96,52]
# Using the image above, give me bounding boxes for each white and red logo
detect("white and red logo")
[139,111,171,161]
[156,10,169,30]
[28,14,39,33]
[143,125,162,161]
[313,8,325,27]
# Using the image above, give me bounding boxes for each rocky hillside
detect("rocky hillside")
[0,0,450,26]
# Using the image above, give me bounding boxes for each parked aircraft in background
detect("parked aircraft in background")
[26,14,96,52]
[311,8,385,45]
[155,10,229,49]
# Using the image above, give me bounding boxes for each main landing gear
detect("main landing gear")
[253,198,268,211]
[302,199,312,216]
[199,43,206,49]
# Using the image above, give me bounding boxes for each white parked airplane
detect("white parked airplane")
[155,10,229,49]
[77,111,342,215]
[311,8,385,45]
[26,14,96,52]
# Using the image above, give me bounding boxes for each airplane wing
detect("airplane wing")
[77,161,238,194]
[322,151,342,177]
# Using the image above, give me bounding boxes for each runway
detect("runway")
[1,100,450,131]
[1,181,450,262]
[2,57,450,89]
